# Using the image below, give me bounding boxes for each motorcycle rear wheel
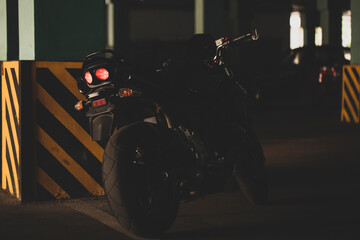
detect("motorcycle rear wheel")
[102,122,180,237]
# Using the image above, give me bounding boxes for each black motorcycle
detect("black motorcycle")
[75,29,267,237]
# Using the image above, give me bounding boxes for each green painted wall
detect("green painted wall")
[34,0,106,61]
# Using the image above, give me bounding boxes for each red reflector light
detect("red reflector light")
[92,98,107,108]
[95,68,109,81]
[84,72,93,84]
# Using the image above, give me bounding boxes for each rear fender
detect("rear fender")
[89,111,115,142]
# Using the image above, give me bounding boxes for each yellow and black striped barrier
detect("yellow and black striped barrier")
[341,65,360,123]
[33,62,104,200]
[1,61,105,201]
[1,61,21,199]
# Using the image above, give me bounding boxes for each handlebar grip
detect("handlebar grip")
[231,29,259,43]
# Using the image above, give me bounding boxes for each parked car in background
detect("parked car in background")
[254,45,350,111]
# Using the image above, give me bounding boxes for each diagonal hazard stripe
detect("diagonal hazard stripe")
[342,66,360,123]
[3,120,20,197]
[10,68,20,97]
[1,157,14,195]
[37,126,104,196]
[37,167,70,199]
[34,62,85,101]
[35,83,104,162]
[344,94,359,122]
[3,81,20,159]
[344,76,360,109]
[4,70,20,125]
[346,67,360,91]
[5,62,20,84]
[1,76,7,192]
[341,109,351,123]
[352,67,360,82]
[4,69,20,116]
[2,62,20,197]
[5,107,19,168]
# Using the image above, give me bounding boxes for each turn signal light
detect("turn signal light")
[95,68,109,81]
[119,88,133,97]
[74,100,84,111]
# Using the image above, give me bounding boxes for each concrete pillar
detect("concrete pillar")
[194,0,224,38]
[19,0,35,60]
[229,0,239,36]
[317,0,343,46]
[351,0,360,64]
[194,0,204,34]
[317,0,330,45]
[113,0,130,52]
[0,0,6,60]
[6,0,19,60]
[328,0,342,47]
[106,0,115,49]
[303,1,318,47]
[225,0,254,38]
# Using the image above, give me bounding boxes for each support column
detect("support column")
[229,0,239,36]
[328,0,342,47]
[194,0,204,34]
[303,1,318,47]
[317,0,330,45]
[225,0,254,38]
[106,0,115,49]
[113,0,130,52]
[194,0,224,38]
[0,0,7,60]
[19,0,35,60]
[6,0,19,60]
[351,0,360,64]
[317,0,343,47]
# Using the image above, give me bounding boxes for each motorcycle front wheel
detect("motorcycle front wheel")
[234,128,268,205]
[102,122,180,237]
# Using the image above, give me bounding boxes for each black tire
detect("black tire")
[102,122,180,237]
[234,129,268,205]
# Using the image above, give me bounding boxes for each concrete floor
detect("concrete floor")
[1,106,360,240]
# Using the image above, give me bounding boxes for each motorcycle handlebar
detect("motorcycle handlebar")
[231,29,259,43]
[215,29,259,47]
[213,29,259,64]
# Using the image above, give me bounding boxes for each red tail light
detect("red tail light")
[331,68,337,77]
[320,66,337,77]
[84,71,93,84]
[95,68,109,81]
[318,66,338,83]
